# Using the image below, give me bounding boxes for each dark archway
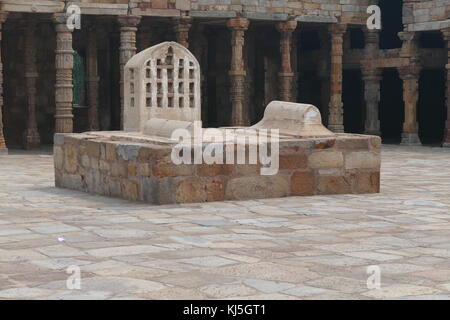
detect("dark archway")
[343,69,364,133]
[379,68,404,143]
[418,69,446,145]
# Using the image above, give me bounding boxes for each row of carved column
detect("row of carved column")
[0,14,347,152]
[2,14,447,150]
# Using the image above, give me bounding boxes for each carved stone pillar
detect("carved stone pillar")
[53,13,74,134]
[87,23,100,131]
[361,29,381,136]
[398,65,421,145]
[118,15,141,129]
[23,17,41,149]
[398,31,421,145]
[362,68,382,135]
[227,17,250,126]
[442,28,450,147]
[173,16,191,49]
[276,20,297,102]
[0,12,8,154]
[328,24,347,133]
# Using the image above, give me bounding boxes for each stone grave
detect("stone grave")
[54,42,381,204]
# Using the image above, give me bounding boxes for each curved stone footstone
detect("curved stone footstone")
[251,101,335,138]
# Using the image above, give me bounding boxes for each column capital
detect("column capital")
[227,17,250,31]
[173,16,192,31]
[398,65,421,80]
[329,23,347,36]
[362,68,382,81]
[117,15,141,28]
[276,20,297,34]
[398,31,417,42]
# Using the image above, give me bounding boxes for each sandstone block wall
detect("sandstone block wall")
[404,0,450,32]
[54,132,381,204]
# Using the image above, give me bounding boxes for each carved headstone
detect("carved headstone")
[124,42,201,136]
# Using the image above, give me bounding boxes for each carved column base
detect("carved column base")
[23,129,41,150]
[328,99,344,133]
[401,132,421,146]
[365,127,381,136]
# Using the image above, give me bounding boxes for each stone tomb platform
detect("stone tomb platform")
[54,131,381,204]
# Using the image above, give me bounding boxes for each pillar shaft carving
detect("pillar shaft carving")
[398,31,421,145]
[87,23,100,131]
[362,68,382,135]
[118,15,141,129]
[53,13,74,134]
[173,16,191,49]
[276,21,297,102]
[328,24,347,133]
[227,17,250,126]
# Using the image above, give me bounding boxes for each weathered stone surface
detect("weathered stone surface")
[345,152,380,170]
[63,144,78,174]
[225,175,290,200]
[352,171,380,194]
[317,176,351,195]
[153,156,194,178]
[174,177,225,203]
[308,152,344,169]
[291,171,314,196]
[197,164,233,177]
[55,132,380,204]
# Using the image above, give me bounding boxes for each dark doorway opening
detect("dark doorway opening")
[379,68,403,143]
[343,69,364,133]
[204,26,231,128]
[418,69,446,145]
[379,0,403,49]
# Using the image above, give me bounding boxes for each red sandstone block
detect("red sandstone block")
[291,171,315,196]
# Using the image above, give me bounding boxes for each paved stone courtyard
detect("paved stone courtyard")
[0,145,449,300]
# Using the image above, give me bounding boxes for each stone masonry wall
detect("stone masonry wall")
[404,0,450,32]
[35,0,376,25]
[54,132,381,204]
